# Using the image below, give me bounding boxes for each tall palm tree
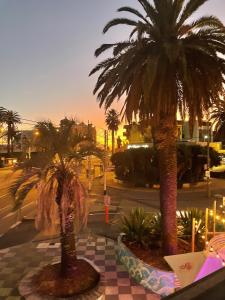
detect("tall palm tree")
[211,100,225,144]
[0,107,5,138]
[90,0,225,255]
[11,120,102,283]
[0,108,21,154]
[105,109,120,154]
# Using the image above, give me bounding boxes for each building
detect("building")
[72,122,96,143]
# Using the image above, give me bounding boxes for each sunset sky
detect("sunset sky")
[0,0,225,129]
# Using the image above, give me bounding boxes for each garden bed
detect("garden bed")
[19,259,102,300]
[32,259,100,298]
[116,234,178,297]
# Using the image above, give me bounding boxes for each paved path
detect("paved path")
[0,235,159,300]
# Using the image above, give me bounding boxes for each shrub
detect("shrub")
[178,209,205,250]
[120,208,152,248]
[112,144,221,187]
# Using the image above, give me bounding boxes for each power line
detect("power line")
[20,118,38,124]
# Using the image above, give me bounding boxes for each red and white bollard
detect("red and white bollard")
[104,194,111,224]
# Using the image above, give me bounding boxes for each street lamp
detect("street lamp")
[206,114,211,199]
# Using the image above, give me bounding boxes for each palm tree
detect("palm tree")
[211,100,225,144]
[0,108,21,154]
[90,0,225,255]
[11,120,102,290]
[0,107,5,138]
[105,109,120,154]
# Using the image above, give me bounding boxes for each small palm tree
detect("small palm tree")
[105,109,120,154]
[211,100,225,144]
[0,107,21,154]
[11,120,103,283]
[90,0,225,255]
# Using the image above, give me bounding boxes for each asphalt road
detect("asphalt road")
[1,167,225,248]
[0,168,36,236]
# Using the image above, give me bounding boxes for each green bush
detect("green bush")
[120,209,163,249]
[120,208,152,248]
[178,208,205,250]
[112,144,221,187]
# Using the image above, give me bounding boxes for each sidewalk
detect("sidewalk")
[0,235,160,300]
[107,175,225,194]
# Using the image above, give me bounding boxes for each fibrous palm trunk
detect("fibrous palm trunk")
[57,181,77,277]
[7,124,11,154]
[59,206,77,277]
[154,115,178,255]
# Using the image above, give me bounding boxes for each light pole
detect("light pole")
[103,129,108,195]
[206,114,211,199]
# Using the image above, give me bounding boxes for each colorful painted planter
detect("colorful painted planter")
[116,234,177,297]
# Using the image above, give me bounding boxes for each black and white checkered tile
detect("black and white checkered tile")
[0,236,160,300]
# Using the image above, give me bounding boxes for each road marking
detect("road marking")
[0,204,11,212]
[10,221,21,229]
[2,202,34,220]
[0,193,10,200]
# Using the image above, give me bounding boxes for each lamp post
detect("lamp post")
[206,114,211,199]
[103,129,108,195]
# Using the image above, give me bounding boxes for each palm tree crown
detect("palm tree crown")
[90,0,225,124]
[105,109,120,132]
[211,99,225,143]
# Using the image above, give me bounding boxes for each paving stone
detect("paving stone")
[0,236,160,299]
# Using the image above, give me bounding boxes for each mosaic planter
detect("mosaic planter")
[116,234,177,297]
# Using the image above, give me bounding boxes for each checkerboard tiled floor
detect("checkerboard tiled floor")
[0,236,160,300]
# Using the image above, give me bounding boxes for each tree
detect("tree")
[105,109,120,154]
[0,107,21,154]
[90,0,225,255]
[211,100,225,144]
[11,120,102,293]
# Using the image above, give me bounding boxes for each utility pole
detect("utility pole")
[103,129,108,195]
[103,129,110,224]
[87,120,92,193]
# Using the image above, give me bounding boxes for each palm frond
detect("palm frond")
[103,18,138,33]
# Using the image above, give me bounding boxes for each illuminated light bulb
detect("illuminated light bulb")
[220,205,223,208]
[206,241,209,245]
[198,230,201,233]
[210,247,213,252]
[202,236,205,239]
[216,216,220,220]
[223,261,225,267]
[222,219,225,223]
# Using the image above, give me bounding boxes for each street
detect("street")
[1,167,225,248]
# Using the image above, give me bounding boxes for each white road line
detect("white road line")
[0,204,11,212]
[2,212,15,219]
[0,193,10,200]
[10,221,21,229]
[2,202,34,220]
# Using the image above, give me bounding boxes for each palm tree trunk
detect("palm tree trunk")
[59,205,77,277]
[154,115,177,255]
[112,130,115,154]
[7,124,11,154]
[56,180,77,277]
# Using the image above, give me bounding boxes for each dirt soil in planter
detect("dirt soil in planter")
[124,239,191,272]
[32,259,100,298]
